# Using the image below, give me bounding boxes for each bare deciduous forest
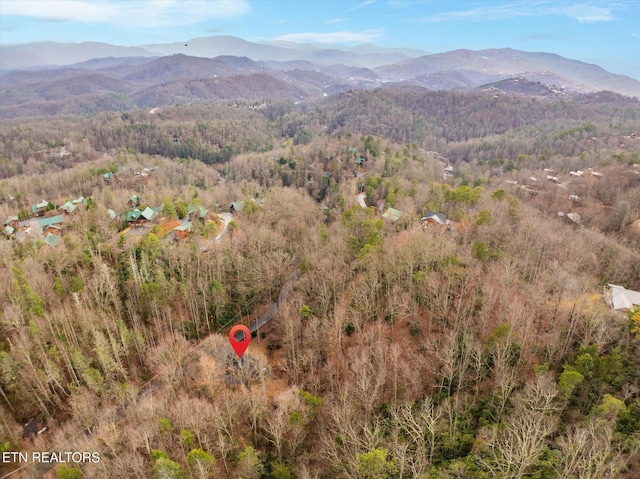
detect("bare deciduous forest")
[1,88,640,479]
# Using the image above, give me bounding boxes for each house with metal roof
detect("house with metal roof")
[44,232,61,247]
[124,209,142,223]
[38,215,64,234]
[421,211,448,224]
[230,201,245,215]
[187,205,208,222]
[126,196,140,210]
[140,207,158,222]
[3,216,19,229]
[31,200,50,216]
[421,211,451,231]
[58,201,77,214]
[173,222,192,240]
[382,207,403,222]
[605,284,640,311]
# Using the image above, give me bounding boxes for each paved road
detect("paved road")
[199,212,233,252]
[215,212,233,242]
[357,193,367,209]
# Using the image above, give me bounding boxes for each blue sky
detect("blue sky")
[1,0,639,78]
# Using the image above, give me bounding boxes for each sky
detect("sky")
[0,0,639,79]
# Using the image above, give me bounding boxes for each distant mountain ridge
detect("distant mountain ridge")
[1,37,639,118]
[374,48,640,97]
[0,35,418,70]
[0,41,154,69]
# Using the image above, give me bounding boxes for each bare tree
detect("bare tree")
[389,396,442,476]
[554,417,629,479]
[477,375,560,479]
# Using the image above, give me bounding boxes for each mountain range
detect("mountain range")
[1,35,638,119]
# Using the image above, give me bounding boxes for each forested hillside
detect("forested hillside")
[1,88,639,478]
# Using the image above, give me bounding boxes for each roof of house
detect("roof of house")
[174,222,192,232]
[44,232,61,247]
[231,201,245,212]
[3,216,18,225]
[38,215,64,228]
[140,206,157,221]
[31,200,49,212]
[107,209,117,220]
[421,211,448,224]
[382,207,403,222]
[188,205,208,219]
[59,201,77,213]
[606,284,640,310]
[125,209,142,222]
[71,196,86,205]
[3,225,14,236]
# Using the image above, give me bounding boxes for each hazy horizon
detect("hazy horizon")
[0,0,638,79]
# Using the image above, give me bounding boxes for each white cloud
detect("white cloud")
[0,0,251,26]
[347,0,377,11]
[419,1,622,24]
[271,29,383,44]
[0,0,117,23]
[327,18,347,24]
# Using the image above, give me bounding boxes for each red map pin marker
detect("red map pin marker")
[229,325,251,358]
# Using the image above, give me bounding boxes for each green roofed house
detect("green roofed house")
[3,225,15,237]
[173,222,192,240]
[140,207,157,222]
[382,208,403,222]
[3,216,19,229]
[107,209,117,220]
[44,232,61,247]
[230,201,245,215]
[31,200,50,216]
[103,172,113,182]
[231,198,262,215]
[126,196,140,210]
[355,157,367,166]
[124,209,142,223]
[71,196,87,206]
[38,215,64,233]
[188,205,208,222]
[58,201,77,215]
